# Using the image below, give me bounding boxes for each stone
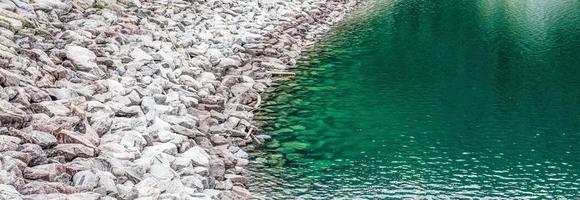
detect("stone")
[210,134,228,145]
[65,192,102,200]
[149,163,175,181]
[233,149,249,160]
[0,0,363,197]
[19,181,76,195]
[0,184,22,200]
[119,131,146,150]
[0,100,29,128]
[208,159,225,180]
[31,0,72,12]
[231,186,252,199]
[66,45,98,71]
[47,144,96,161]
[0,135,21,152]
[134,177,161,199]
[23,163,72,182]
[30,101,71,117]
[181,175,204,191]
[95,170,117,194]
[71,0,95,10]
[142,142,177,156]
[17,144,47,166]
[130,48,153,62]
[8,128,57,149]
[172,156,191,171]
[180,146,209,167]
[73,170,99,190]
[224,174,248,185]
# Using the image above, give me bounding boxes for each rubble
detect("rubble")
[0,0,363,198]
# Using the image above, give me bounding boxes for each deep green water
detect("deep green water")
[249,0,580,198]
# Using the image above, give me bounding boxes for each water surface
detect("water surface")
[250,0,580,198]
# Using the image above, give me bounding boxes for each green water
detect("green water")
[249,0,580,198]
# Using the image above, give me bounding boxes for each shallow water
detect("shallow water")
[249,0,580,198]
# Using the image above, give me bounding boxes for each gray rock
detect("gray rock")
[233,149,249,160]
[0,100,29,128]
[66,45,98,71]
[149,163,175,181]
[231,186,252,199]
[181,175,204,192]
[180,146,209,167]
[0,184,22,200]
[73,170,99,190]
[95,170,117,194]
[17,144,47,166]
[130,48,153,62]
[8,128,57,149]
[208,159,225,180]
[47,144,96,161]
[22,163,72,182]
[0,135,21,152]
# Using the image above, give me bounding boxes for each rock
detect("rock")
[30,101,71,117]
[31,0,72,12]
[233,149,249,160]
[208,159,225,180]
[0,169,25,188]
[119,131,146,150]
[0,135,21,152]
[180,146,209,167]
[163,179,196,196]
[210,134,227,145]
[8,128,57,149]
[149,163,175,181]
[66,45,98,71]
[23,163,73,182]
[0,0,363,196]
[47,144,96,161]
[0,100,29,128]
[203,189,222,199]
[215,179,233,190]
[216,57,240,70]
[231,186,252,199]
[224,174,248,185]
[129,48,153,62]
[19,181,76,195]
[72,170,99,190]
[17,144,47,166]
[0,184,22,200]
[142,142,177,156]
[70,0,95,10]
[95,170,117,194]
[180,175,204,192]
[134,177,161,199]
[65,192,102,200]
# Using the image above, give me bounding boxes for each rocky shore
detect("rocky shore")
[0,0,363,199]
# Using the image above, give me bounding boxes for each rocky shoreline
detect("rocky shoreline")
[0,0,363,199]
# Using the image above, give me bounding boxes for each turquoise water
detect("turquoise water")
[249,0,580,198]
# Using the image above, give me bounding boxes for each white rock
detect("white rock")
[66,45,98,71]
[130,48,153,62]
[180,146,209,167]
[0,184,22,200]
[149,163,175,181]
[181,175,204,192]
[73,170,99,189]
